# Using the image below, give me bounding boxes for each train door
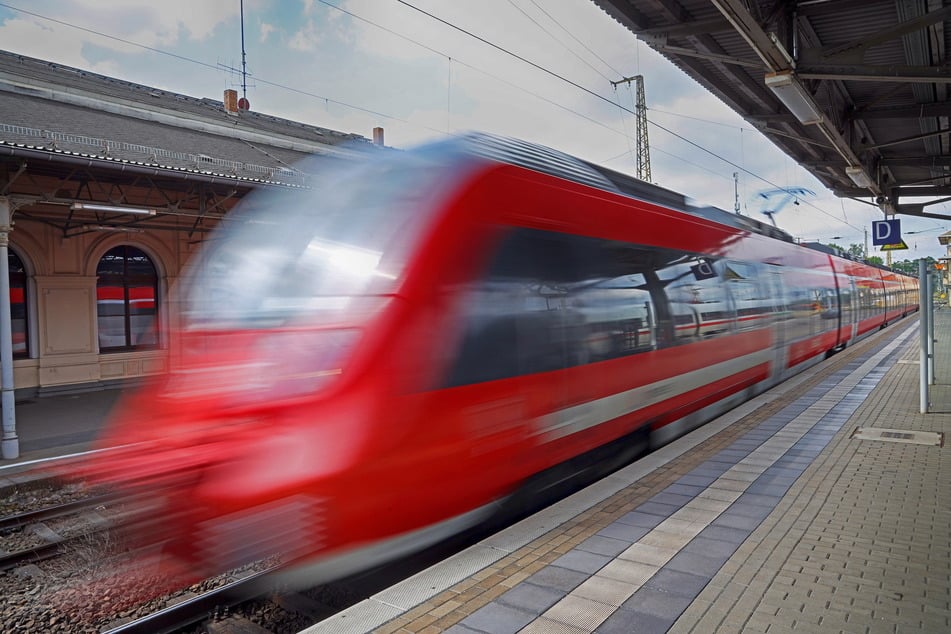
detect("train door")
[765,264,787,379]
[848,277,859,341]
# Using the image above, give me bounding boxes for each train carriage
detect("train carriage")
[76,133,918,587]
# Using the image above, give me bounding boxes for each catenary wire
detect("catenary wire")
[0,0,863,233]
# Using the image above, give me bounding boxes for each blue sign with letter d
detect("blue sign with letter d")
[872,219,901,246]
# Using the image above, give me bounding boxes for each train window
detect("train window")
[724,261,772,332]
[445,228,781,387]
[96,246,159,352]
[660,257,733,340]
[839,283,854,325]
[9,251,27,359]
[783,271,838,338]
[446,228,663,386]
[182,153,456,328]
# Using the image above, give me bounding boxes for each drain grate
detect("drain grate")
[850,427,944,447]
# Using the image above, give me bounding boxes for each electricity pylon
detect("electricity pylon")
[611,75,651,182]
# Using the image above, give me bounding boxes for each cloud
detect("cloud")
[259,22,276,44]
[288,19,319,51]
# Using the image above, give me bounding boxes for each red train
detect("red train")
[76,134,918,588]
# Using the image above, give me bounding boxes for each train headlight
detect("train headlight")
[164,328,359,406]
[244,328,359,401]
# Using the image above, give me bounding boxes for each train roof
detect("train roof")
[441,133,795,245]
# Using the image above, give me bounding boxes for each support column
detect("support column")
[0,197,16,459]
[920,259,929,414]
[928,272,935,384]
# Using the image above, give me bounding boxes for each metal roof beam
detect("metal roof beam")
[634,17,732,37]
[815,6,951,61]
[797,64,951,83]
[853,103,951,119]
[810,156,951,168]
[709,0,881,196]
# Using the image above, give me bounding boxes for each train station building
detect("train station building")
[0,48,381,457]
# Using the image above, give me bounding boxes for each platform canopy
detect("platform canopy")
[594,0,951,220]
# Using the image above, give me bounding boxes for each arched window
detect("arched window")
[96,246,159,352]
[9,251,28,358]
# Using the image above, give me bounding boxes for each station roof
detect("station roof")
[0,49,378,238]
[594,0,951,220]
[0,49,375,189]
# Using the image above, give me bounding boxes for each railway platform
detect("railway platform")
[0,387,120,482]
[309,309,949,634]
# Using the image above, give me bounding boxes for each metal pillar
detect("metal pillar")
[928,272,935,384]
[920,259,930,414]
[0,198,16,459]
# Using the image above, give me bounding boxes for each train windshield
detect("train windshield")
[181,151,460,328]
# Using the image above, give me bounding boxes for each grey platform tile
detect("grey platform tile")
[461,601,535,634]
[686,466,729,478]
[527,565,589,593]
[725,503,774,521]
[578,535,631,558]
[697,524,750,545]
[682,536,741,559]
[445,625,483,634]
[755,474,799,488]
[738,492,783,507]
[598,522,652,542]
[785,448,821,457]
[664,549,730,578]
[676,474,718,487]
[497,582,565,615]
[764,466,807,478]
[553,549,612,574]
[773,455,814,467]
[623,586,693,621]
[711,450,750,461]
[729,441,763,451]
[663,483,705,497]
[711,510,768,531]
[596,607,670,634]
[649,491,694,507]
[636,501,681,517]
[743,482,790,497]
[711,507,768,532]
[643,567,710,599]
[616,511,667,528]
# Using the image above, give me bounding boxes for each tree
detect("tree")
[867,255,884,266]
[887,257,935,275]
[846,243,865,259]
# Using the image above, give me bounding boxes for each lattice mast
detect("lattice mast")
[611,75,651,182]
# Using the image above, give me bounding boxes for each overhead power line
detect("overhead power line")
[0,0,862,233]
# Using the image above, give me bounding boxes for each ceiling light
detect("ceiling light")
[845,166,874,188]
[70,202,157,215]
[764,71,824,125]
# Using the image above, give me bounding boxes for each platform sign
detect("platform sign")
[872,219,901,246]
[881,240,908,251]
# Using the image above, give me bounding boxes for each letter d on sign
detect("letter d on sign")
[872,219,901,246]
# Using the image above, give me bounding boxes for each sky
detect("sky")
[0,0,948,260]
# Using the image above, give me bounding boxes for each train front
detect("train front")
[76,146,473,587]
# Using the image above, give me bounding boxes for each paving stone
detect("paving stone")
[643,568,710,599]
[596,607,670,634]
[576,535,631,558]
[623,586,693,621]
[496,582,565,616]
[460,602,535,634]
[552,550,612,574]
[526,565,589,593]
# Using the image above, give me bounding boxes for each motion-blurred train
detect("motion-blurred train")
[77,134,918,588]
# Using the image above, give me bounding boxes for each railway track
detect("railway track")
[100,567,280,634]
[0,491,120,570]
